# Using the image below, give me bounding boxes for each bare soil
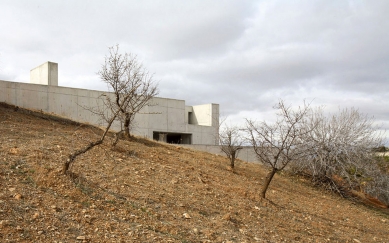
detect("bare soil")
[0,105,388,242]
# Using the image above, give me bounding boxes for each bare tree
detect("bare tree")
[246,100,313,198]
[295,107,384,196]
[219,123,244,170]
[98,44,158,139]
[63,45,158,174]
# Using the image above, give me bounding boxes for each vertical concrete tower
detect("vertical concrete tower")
[30,61,58,86]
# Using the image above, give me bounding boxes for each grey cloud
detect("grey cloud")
[0,0,388,141]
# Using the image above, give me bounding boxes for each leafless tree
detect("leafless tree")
[98,44,158,139]
[246,100,313,198]
[63,45,158,174]
[295,107,384,196]
[219,123,244,169]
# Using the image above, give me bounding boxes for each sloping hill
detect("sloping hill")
[0,104,388,242]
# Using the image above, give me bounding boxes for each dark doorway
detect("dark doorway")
[153,132,192,144]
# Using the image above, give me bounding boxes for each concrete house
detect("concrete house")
[0,62,219,145]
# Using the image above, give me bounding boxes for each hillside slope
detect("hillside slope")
[0,104,388,242]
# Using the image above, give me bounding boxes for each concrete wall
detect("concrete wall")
[0,79,219,145]
[181,144,259,163]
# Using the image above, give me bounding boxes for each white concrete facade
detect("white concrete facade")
[0,62,219,145]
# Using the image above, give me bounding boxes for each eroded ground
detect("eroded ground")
[0,105,388,242]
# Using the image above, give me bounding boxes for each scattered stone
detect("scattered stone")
[14,194,22,200]
[32,212,40,219]
[183,213,191,219]
[9,147,18,154]
[198,176,206,183]
[37,230,44,235]
[0,220,9,228]
[353,239,361,243]
[223,213,231,221]
[76,236,86,240]
[193,228,199,234]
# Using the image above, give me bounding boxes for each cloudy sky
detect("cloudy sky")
[0,0,388,140]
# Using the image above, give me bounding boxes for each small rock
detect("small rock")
[223,213,231,221]
[16,225,23,231]
[14,194,22,200]
[183,213,191,219]
[353,239,361,243]
[8,188,16,192]
[193,228,199,234]
[76,236,86,240]
[9,148,18,154]
[37,230,44,235]
[0,220,9,228]
[32,212,40,219]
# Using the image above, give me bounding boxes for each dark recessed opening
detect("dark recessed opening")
[167,134,182,144]
[153,132,192,144]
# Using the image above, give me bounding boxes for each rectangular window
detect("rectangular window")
[188,112,193,124]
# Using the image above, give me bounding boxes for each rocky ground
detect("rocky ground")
[0,104,388,242]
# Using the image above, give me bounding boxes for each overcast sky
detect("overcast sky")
[0,0,388,141]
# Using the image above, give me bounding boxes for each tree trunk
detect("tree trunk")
[230,152,235,169]
[124,117,130,138]
[63,140,102,174]
[63,111,118,174]
[261,168,277,198]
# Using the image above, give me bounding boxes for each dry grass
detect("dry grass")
[0,104,388,242]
